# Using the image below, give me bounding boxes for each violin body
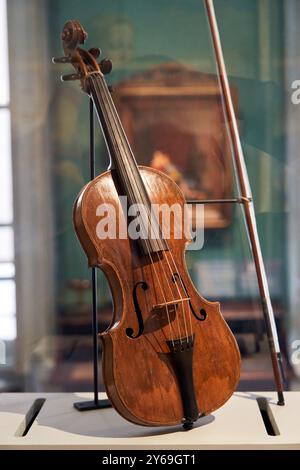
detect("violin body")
[74,166,241,426]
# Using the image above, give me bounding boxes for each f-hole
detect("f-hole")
[126,281,148,339]
[172,273,207,321]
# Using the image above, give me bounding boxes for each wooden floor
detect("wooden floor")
[0,392,299,449]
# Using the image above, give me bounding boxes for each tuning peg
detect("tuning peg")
[61,72,82,82]
[100,58,112,75]
[89,48,101,59]
[52,56,72,64]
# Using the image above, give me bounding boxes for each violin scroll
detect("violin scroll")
[52,20,112,92]
[61,20,87,52]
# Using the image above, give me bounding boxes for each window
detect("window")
[0,0,16,341]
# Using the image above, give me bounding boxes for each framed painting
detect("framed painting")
[114,63,238,228]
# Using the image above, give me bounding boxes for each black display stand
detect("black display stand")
[73,99,111,411]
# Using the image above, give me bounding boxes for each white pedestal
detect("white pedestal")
[0,392,299,449]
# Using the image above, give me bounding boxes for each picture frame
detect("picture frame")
[114,63,238,228]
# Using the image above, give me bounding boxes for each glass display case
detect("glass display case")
[0,0,298,398]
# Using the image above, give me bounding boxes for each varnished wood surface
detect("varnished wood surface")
[73,167,241,426]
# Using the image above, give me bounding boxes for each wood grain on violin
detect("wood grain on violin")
[54,20,241,429]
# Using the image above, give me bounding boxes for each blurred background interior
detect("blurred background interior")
[1,0,300,394]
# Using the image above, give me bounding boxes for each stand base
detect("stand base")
[73,399,111,411]
[1,392,299,449]
[182,421,194,431]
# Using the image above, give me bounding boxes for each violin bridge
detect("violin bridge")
[153,297,190,311]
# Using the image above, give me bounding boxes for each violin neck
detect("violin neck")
[88,73,167,254]
[89,74,138,184]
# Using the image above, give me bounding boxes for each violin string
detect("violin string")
[142,178,193,342]
[94,76,187,345]
[141,184,194,339]
[93,73,195,344]
[140,263,167,352]
[139,178,194,340]
[90,74,177,346]
[90,74,174,346]
[164,251,193,339]
[98,82,184,346]
[142,259,170,347]
[92,73,191,344]
[102,85,191,342]
[92,75,188,342]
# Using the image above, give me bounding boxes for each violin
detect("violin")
[54,20,240,429]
